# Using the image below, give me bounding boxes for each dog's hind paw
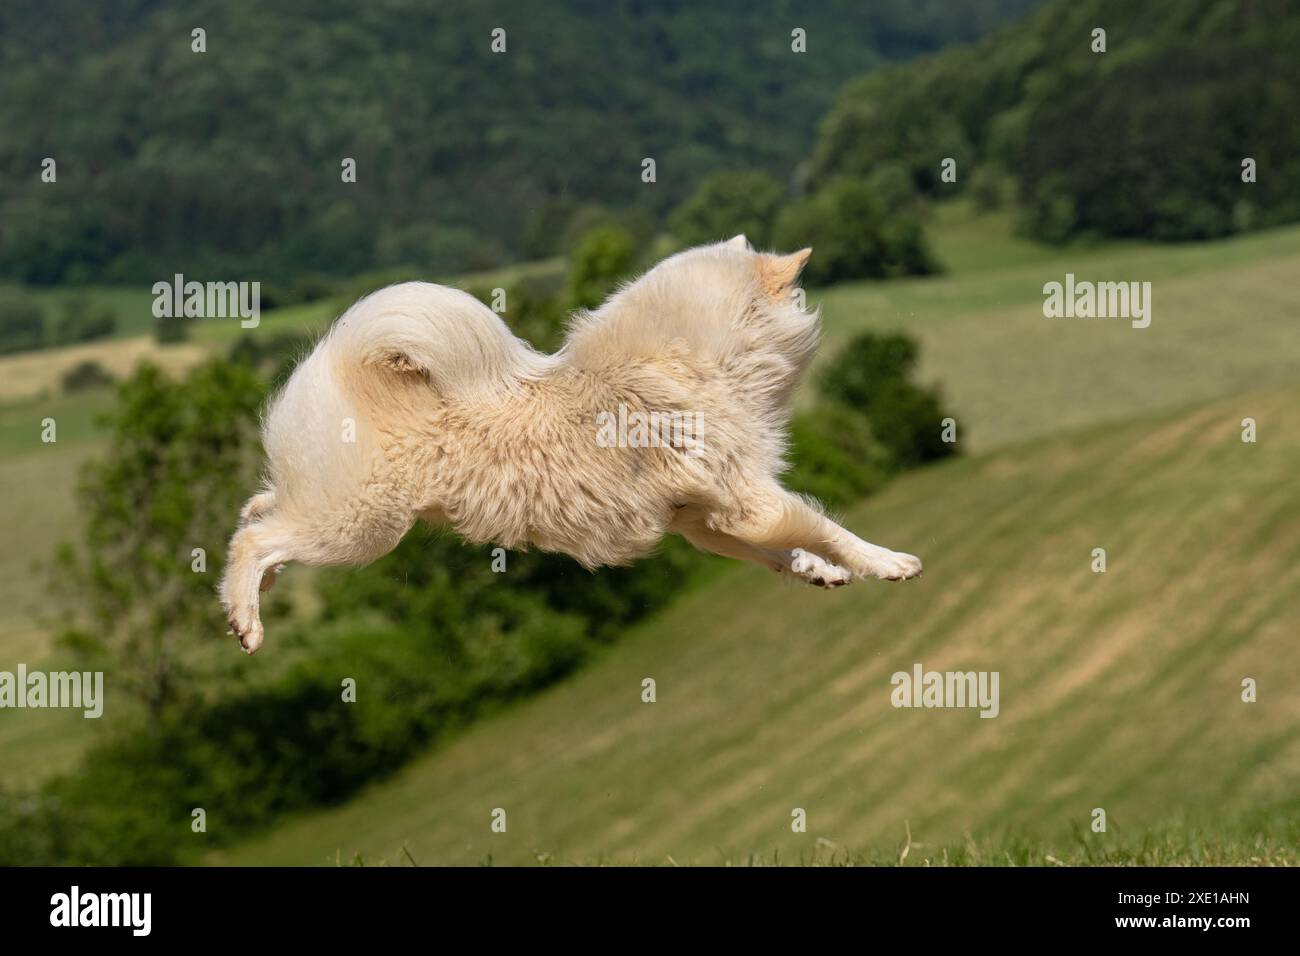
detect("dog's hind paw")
[227,612,264,655]
[790,548,851,588]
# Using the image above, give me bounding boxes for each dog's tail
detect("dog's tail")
[326,281,554,399]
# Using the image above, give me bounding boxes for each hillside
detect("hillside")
[216,383,1300,864]
[0,0,1042,284]
[4,211,1299,820]
[813,206,1300,450]
[810,0,1300,243]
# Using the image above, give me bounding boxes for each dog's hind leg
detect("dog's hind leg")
[221,491,417,654]
[220,517,298,655]
[705,482,922,583]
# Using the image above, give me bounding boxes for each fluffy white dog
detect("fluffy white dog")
[220,237,921,653]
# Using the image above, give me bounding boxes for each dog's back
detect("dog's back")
[561,241,819,424]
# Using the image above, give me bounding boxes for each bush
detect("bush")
[785,405,892,508]
[257,275,337,311]
[0,625,571,865]
[818,331,918,404]
[773,179,938,285]
[817,331,960,467]
[154,314,189,344]
[969,165,1011,212]
[866,378,957,467]
[1021,173,1078,245]
[60,360,114,393]
[669,170,786,249]
[51,297,116,345]
[0,292,46,354]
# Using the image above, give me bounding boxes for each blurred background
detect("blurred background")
[0,0,1297,865]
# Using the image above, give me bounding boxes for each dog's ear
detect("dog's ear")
[756,248,812,299]
[726,234,750,251]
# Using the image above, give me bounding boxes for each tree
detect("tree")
[669,170,786,249]
[568,225,637,310]
[772,179,938,285]
[53,361,266,717]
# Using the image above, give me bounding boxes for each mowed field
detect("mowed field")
[217,384,1300,865]
[814,206,1300,451]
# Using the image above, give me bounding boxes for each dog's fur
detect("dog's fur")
[220,237,921,653]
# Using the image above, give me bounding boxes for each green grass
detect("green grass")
[0,392,107,660]
[342,814,1300,866]
[0,284,160,339]
[809,206,1300,450]
[214,383,1300,865]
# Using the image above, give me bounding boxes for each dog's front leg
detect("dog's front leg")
[672,506,850,587]
[708,483,922,583]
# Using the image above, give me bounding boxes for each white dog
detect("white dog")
[220,237,921,653]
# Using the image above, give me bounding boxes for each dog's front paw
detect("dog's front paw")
[790,548,852,588]
[861,549,923,582]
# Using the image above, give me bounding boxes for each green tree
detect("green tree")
[568,225,637,310]
[773,179,937,285]
[53,361,266,716]
[669,171,785,249]
[468,273,570,354]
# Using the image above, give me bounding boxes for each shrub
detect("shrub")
[786,405,892,508]
[154,314,189,344]
[0,292,46,354]
[60,360,114,393]
[818,331,919,404]
[817,331,960,467]
[51,297,116,345]
[865,161,922,215]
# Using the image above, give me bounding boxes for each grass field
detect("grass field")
[214,384,1300,865]
[812,204,1300,450]
[0,258,567,401]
